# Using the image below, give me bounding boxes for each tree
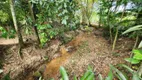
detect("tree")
[28,1,41,44]
[80,0,95,25]
[9,0,24,55]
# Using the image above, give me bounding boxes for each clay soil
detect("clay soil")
[0,28,135,80]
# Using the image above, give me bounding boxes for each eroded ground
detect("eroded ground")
[0,28,134,80]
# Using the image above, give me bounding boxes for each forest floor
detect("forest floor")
[0,27,135,80]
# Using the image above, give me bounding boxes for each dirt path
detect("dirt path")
[0,35,36,45]
[63,31,134,79]
[0,38,18,45]
[1,29,134,80]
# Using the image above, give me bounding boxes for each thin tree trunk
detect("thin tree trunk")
[112,28,118,51]
[107,0,113,44]
[133,35,139,49]
[28,1,41,44]
[9,0,24,56]
[99,7,102,27]
[112,4,126,51]
[86,0,94,26]
[9,0,17,31]
[81,0,89,25]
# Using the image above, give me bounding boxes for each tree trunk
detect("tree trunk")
[112,3,126,51]
[28,1,41,44]
[106,0,113,44]
[133,35,139,49]
[9,0,18,31]
[9,0,24,55]
[86,0,94,26]
[99,7,102,27]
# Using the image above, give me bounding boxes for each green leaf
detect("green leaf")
[105,68,113,80]
[1,32,8,38]
[114,73,123,80]
[133,55,142,60]
[38,25,47,30]
[0,26,4,30]
[64,3,67,8]
[118,64,134,74]
[133,49,142,55]
[125,58,140,64]
[61,19,67,25]
[110,65,128,80]
[2,72,11,80]
[73,76,77,80]
[81,70,92,80]
[47,24,52,29]
[60,66,69,80]
[138,41,142,48]
[98,74,103,80]
[88,65,93,71]
[39,77,43,80]
[86,72,95,80]
[132,73,140,80]
[133,50,142,60]
[0,69,3,74]
[50,78,54,80]
[33,71,41,77]
[122,25,142,34]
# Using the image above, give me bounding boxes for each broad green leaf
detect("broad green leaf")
[122,25,142,34]
[39,0,43,5]
[0,26,4,30]
[110,65,128,80]
[38,25,47,30]
[133,53,142,61]
[61,19,67,25]
[133,54,142,60]
[39,77,43,80]
[125,58,140,64]
[88,65,93,71]
[47,24,52,29]
[74,76,77,80]
[86,72,95,80]
[60,66,69,80]
[132,73,140,80]
[138,6,142,12]
[1,32,8,38]
[133,49,142,55]
[64,3,67,8]
[81,70,92,80]
[114,73,122,80]
[98,74,103,80]
[118,64,134,74]
[138,41,142,48]
[0,69,3,74]
[105,68,113,80]
[132,49,142,60]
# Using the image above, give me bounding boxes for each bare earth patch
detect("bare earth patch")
[0,28,134,80]
[63,30,134,79]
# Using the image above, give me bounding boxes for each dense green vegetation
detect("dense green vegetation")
[58,64,142,80]
[0,0,142,80]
